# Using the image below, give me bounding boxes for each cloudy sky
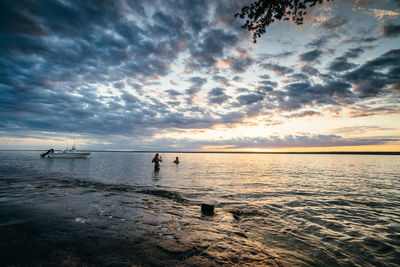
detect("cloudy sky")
[1,0,399,151]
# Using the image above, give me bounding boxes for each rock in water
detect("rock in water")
[201,204,214,216]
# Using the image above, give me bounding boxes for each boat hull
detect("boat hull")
[48,152,91,158]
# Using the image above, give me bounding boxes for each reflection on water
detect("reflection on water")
[0,151,399,266]
[153,168,160,181]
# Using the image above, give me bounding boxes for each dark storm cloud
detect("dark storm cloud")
[261,63,294,75]
[328,58,358,72]
[379,22,400,37]
[259,74,271,80]
[150,11,186,38]
[186,77,207,95]
[165,89,182,99]
[260,51,294,59]
[0,0,250,139]
[185,77,207,104]
[343,48,400,97]
[320,16,349,30]
[163,0,211,35]
[208,88,230,104]
[120,91,140,104]
[306,33,340,49]
[235,87,249,93]
[236,94,265,106]
[256,80,276,93]
[0,1,48,36]
[213,0,248,27]
[113,82,125,89]
[278,80,353,110]
[298,49,323,62]
[232,78,276,108]
[213,75,231,87]
[327,46,374,72]
[348,46,376,58]
[306,37,328,48]
[188,28,239,70]
[299,64,321,76]
[259,80,277,87]
[232,76,242,82]
[341,36,378,44]
[0,0,187,88]
[285,73,309,82]
[231,56,255,73]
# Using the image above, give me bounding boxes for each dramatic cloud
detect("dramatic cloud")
[208,87,230,104]
[165,89,182,99]
[341,36,378,44]
[306,33,340,49]
[187,28,240,70]
[285,73,310,82]
[260,51,294,59]
[379,21,400,37]
[320,15,349,30]
[328,58,358,72]
[344,49,400,97]
[299,50,323,62]
[0,0,399,150]
[236,94,265,106]
[261,63,294,75]
[278,80,353,110]
[185,77,207,103]
[327,46,374,72]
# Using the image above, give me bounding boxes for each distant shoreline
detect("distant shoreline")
[1,150,399,155]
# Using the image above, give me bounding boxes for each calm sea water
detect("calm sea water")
[0,151,399,266]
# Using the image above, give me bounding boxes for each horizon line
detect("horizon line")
[1,150,399,155]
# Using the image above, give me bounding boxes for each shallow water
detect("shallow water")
[1,151,399,266]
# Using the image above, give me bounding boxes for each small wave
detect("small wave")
[136,188,188,203]
[64,179,191,204]
[362,238,396,256]
[8,177,192,205]
[228,208,267,221]
[0,219,31,227]
[327,199,350,206]
[75,217,89,224]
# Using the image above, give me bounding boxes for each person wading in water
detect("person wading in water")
[152,153,162,170]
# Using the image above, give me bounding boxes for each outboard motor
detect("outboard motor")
[40,148,54,157]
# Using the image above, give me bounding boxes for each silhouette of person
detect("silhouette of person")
[152,153,162,170]
[173,157,179,164]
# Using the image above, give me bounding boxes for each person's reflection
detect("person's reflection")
[152,168,160,181]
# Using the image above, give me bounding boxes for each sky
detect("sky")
[0,0,399,151]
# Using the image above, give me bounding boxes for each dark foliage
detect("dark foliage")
[235,0,331,42]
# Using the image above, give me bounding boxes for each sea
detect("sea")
[0,151,399,266]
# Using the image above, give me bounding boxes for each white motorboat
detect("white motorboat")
[41,145,91,158]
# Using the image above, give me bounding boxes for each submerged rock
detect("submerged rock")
[201,204,214,216]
